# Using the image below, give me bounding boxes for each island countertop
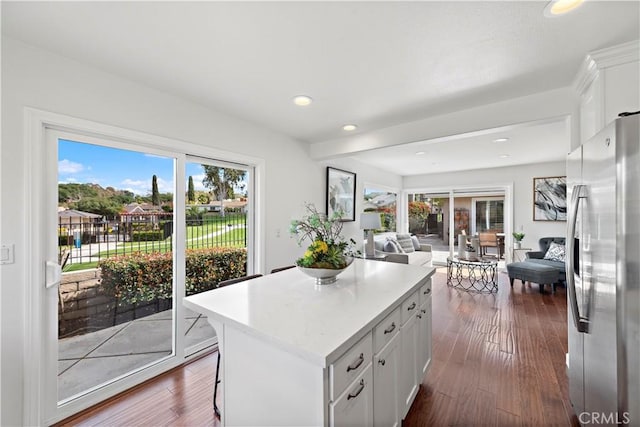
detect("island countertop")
[184,258,435,367]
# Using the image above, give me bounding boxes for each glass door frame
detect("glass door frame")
[401,184,514,265]
[23,108,264,425]
[470,196,504,235]
[184,155,255,357]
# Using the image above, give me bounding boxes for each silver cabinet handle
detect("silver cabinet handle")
[383,322,396,334]
[347,379,365,400]
[346,353,364,372]
[566,184,589,333]
[378,359,386,366]
[407,302,416,311]
[424,288,431,295]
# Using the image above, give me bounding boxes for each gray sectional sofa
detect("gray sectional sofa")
[372,232,433,267]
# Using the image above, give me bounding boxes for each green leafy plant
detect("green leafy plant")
[289,203,359,269]
[99,247,247,305]
[512,232,525,242]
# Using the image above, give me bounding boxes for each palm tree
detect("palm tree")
[202,166,246,217]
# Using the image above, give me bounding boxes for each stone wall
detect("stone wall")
[59,269,171,338]
[58,269,115,337]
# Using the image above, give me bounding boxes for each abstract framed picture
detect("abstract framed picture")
[326,167,356,221]
[533,176,567,221]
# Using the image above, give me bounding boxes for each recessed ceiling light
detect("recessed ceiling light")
[499,154,510,159]
[293,95,313,106]
[544,0,584,17]
[343,124,357,131]
[415,151,426,155]
[493,138,509,143]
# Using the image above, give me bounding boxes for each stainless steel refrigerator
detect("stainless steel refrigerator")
[567,113,639,426]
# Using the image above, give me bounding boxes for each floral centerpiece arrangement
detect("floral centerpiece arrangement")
[289,203,358,272]
[464,244,477,261]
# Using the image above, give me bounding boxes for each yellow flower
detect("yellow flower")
[314,241,329,254]
[304,249,313,258]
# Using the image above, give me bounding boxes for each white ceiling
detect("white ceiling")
[2,1,639,175]
[349,117,571,175]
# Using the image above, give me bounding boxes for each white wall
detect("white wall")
[404,161,568,252]
[321,157,403,250]
[0,38,330,425]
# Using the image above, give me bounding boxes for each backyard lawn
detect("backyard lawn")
[62,219,246,272]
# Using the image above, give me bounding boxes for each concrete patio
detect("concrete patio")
[58,308,214,401]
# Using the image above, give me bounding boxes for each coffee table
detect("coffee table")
[446,256,498,293]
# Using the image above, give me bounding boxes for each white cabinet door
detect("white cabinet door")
[417,298,432,379]
[399,314,418,419]
[373,332,400,427]
[331,364,374,427]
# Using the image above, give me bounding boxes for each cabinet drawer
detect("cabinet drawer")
[330,332,373,400]
[373,306,401,354]
[419,279,432,305]
[401,290,420,325]
[330,364,373,427]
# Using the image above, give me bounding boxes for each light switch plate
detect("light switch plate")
[0,244,15,264]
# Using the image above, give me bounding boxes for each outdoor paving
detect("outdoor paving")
[58,308,214,401]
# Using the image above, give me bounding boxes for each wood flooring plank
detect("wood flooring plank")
[497,408,522,427]
[58,267,576,427]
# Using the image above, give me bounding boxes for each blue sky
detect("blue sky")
[58,139,212,195]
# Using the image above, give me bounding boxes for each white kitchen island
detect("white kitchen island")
[184,258,435,427]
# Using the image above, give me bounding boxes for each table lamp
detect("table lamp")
[361,212,382,258]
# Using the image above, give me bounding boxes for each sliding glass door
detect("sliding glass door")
[42,127,256,424]
[54,134,177,407]
[183,158,252,356]
[408,189,508,266]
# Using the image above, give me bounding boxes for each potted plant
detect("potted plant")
[512,232,525,249]
[289,203,359,284]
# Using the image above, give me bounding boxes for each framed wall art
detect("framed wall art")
[533,176,567,221]
[326,167,356,221]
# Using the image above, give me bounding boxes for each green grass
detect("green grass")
[63,261,99,272]
[61,221,246,271]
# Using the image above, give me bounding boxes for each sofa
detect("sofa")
[372,233,433,267]
[525,237,566,282]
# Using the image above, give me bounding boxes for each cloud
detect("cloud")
[121,177,175,196]
[121,178,149,195]
[58,159,84,174]
[190,173,207,191]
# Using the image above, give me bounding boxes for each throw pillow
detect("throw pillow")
[544,242,566,262]
[395,234,415,253]
[410,235,421,250]
[384,238,404,253]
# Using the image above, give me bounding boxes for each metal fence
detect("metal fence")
[58,213,247,269]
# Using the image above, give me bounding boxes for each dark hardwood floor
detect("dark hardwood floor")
[59,267,577,426]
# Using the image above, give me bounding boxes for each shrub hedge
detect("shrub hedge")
[99,247,247,305]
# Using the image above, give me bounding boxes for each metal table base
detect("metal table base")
[446,256,498,293]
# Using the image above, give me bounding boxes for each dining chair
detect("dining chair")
[213,273,263,418]
[478,232,498,257]
[270,265,296,274]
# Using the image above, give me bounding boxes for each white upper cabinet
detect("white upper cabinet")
[575,40,640,143]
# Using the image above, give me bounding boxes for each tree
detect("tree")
[151,175,160,206]
[71,198,121,218]
[408,201,431,234]
[202,166,246,217]
[187,176,195,203]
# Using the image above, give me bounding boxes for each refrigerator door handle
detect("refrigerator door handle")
[566,184,589,333]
